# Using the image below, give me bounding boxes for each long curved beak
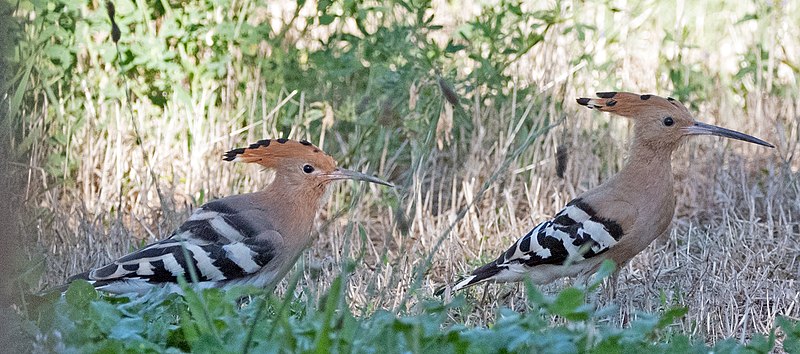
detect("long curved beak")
[327,168,394,187]
[683,122,774,148]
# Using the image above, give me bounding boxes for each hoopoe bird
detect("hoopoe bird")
[437,92,773,295]
[59,138,391,294]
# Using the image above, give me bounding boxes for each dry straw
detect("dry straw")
[19,0,800,345]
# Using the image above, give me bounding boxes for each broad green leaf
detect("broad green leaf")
[65,280,98,308]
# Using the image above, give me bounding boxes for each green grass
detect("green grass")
[2,0,799,352]
[22,265,798,353]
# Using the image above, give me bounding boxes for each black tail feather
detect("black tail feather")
[434,261,504,296]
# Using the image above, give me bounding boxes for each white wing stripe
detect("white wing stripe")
[552,229,583,257]
[188,209,219,221]
[563,205,590,223]
[223,243,260,273]
[209,216,246,242]
[500,203,621,266]
[161,254,186,277]
[137,261,155,276]
[184,243,227,281]
[534,247,551,259]
[170,230,193,242]
[581,220,617,250]
[90,265,127,280]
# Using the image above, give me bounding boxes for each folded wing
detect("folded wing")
[69,197,283,294]
[442,198,624,294]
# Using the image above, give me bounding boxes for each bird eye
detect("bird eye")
[303,164,315,174]
[663,117,674,126]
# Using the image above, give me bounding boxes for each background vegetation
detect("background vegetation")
[2,0,799,352]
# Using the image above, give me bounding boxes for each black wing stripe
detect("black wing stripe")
[145,245,195,282]
[497,198,624,268]
[182,211,245,243]
[244,238,276,267]
[204,245,249,279]
[221,213,259,239]
[183,206,261,243]
[202,200,237,215]
[94,244,218,283]
[530,230,570,265]
[145,259,179,282]
[569,199,623,240]
[88,237,275,284]
[91,263,124,279]
[518,234,531,253]
[552,212,575,226]
[602,220,624,240]
[116,244,178,263]
[219,243,261,273]
[80,199,283,288]
[177,220,225,244]
[181,242,228,281]
[567,198,596,216]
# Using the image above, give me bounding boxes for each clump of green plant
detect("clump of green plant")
[21,267,798,353]
[4,0,581,185]
[5,0,799,351]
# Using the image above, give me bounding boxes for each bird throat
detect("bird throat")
[615,142,676,212]
[260,174,327,240]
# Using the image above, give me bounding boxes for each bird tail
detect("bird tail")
[35,271,90,296]
[434,261,503,296]
[35,284,70,297]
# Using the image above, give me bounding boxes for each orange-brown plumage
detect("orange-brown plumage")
[57,138,391,295]
[438,92,773,295]
[223,138,336,172]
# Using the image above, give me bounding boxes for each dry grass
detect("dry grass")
[16,0,800,346]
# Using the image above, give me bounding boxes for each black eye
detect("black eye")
[303,164,315,174]
[663,117,674,126]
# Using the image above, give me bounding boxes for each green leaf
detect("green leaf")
[65,280,99,309]
[319,14,335,25]
[552,287,584,314]
[7,54,34,121]
[736,13,759,24]
[315,274,344,353]
[445,42,466,53]
[746,331,776,353]
[778,317,800,353]
[657,307,688,328]
[89,300,125,333]
[540,287,593,322]
[109,317,146,341]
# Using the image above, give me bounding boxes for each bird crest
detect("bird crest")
[576,92,691,119]
[222,138,337,171]
[576,91,773,150]
[436,91,773,296]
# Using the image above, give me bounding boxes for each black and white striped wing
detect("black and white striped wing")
[496,198,624,268]
[70,199,281,293]
[445,198,625,293]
